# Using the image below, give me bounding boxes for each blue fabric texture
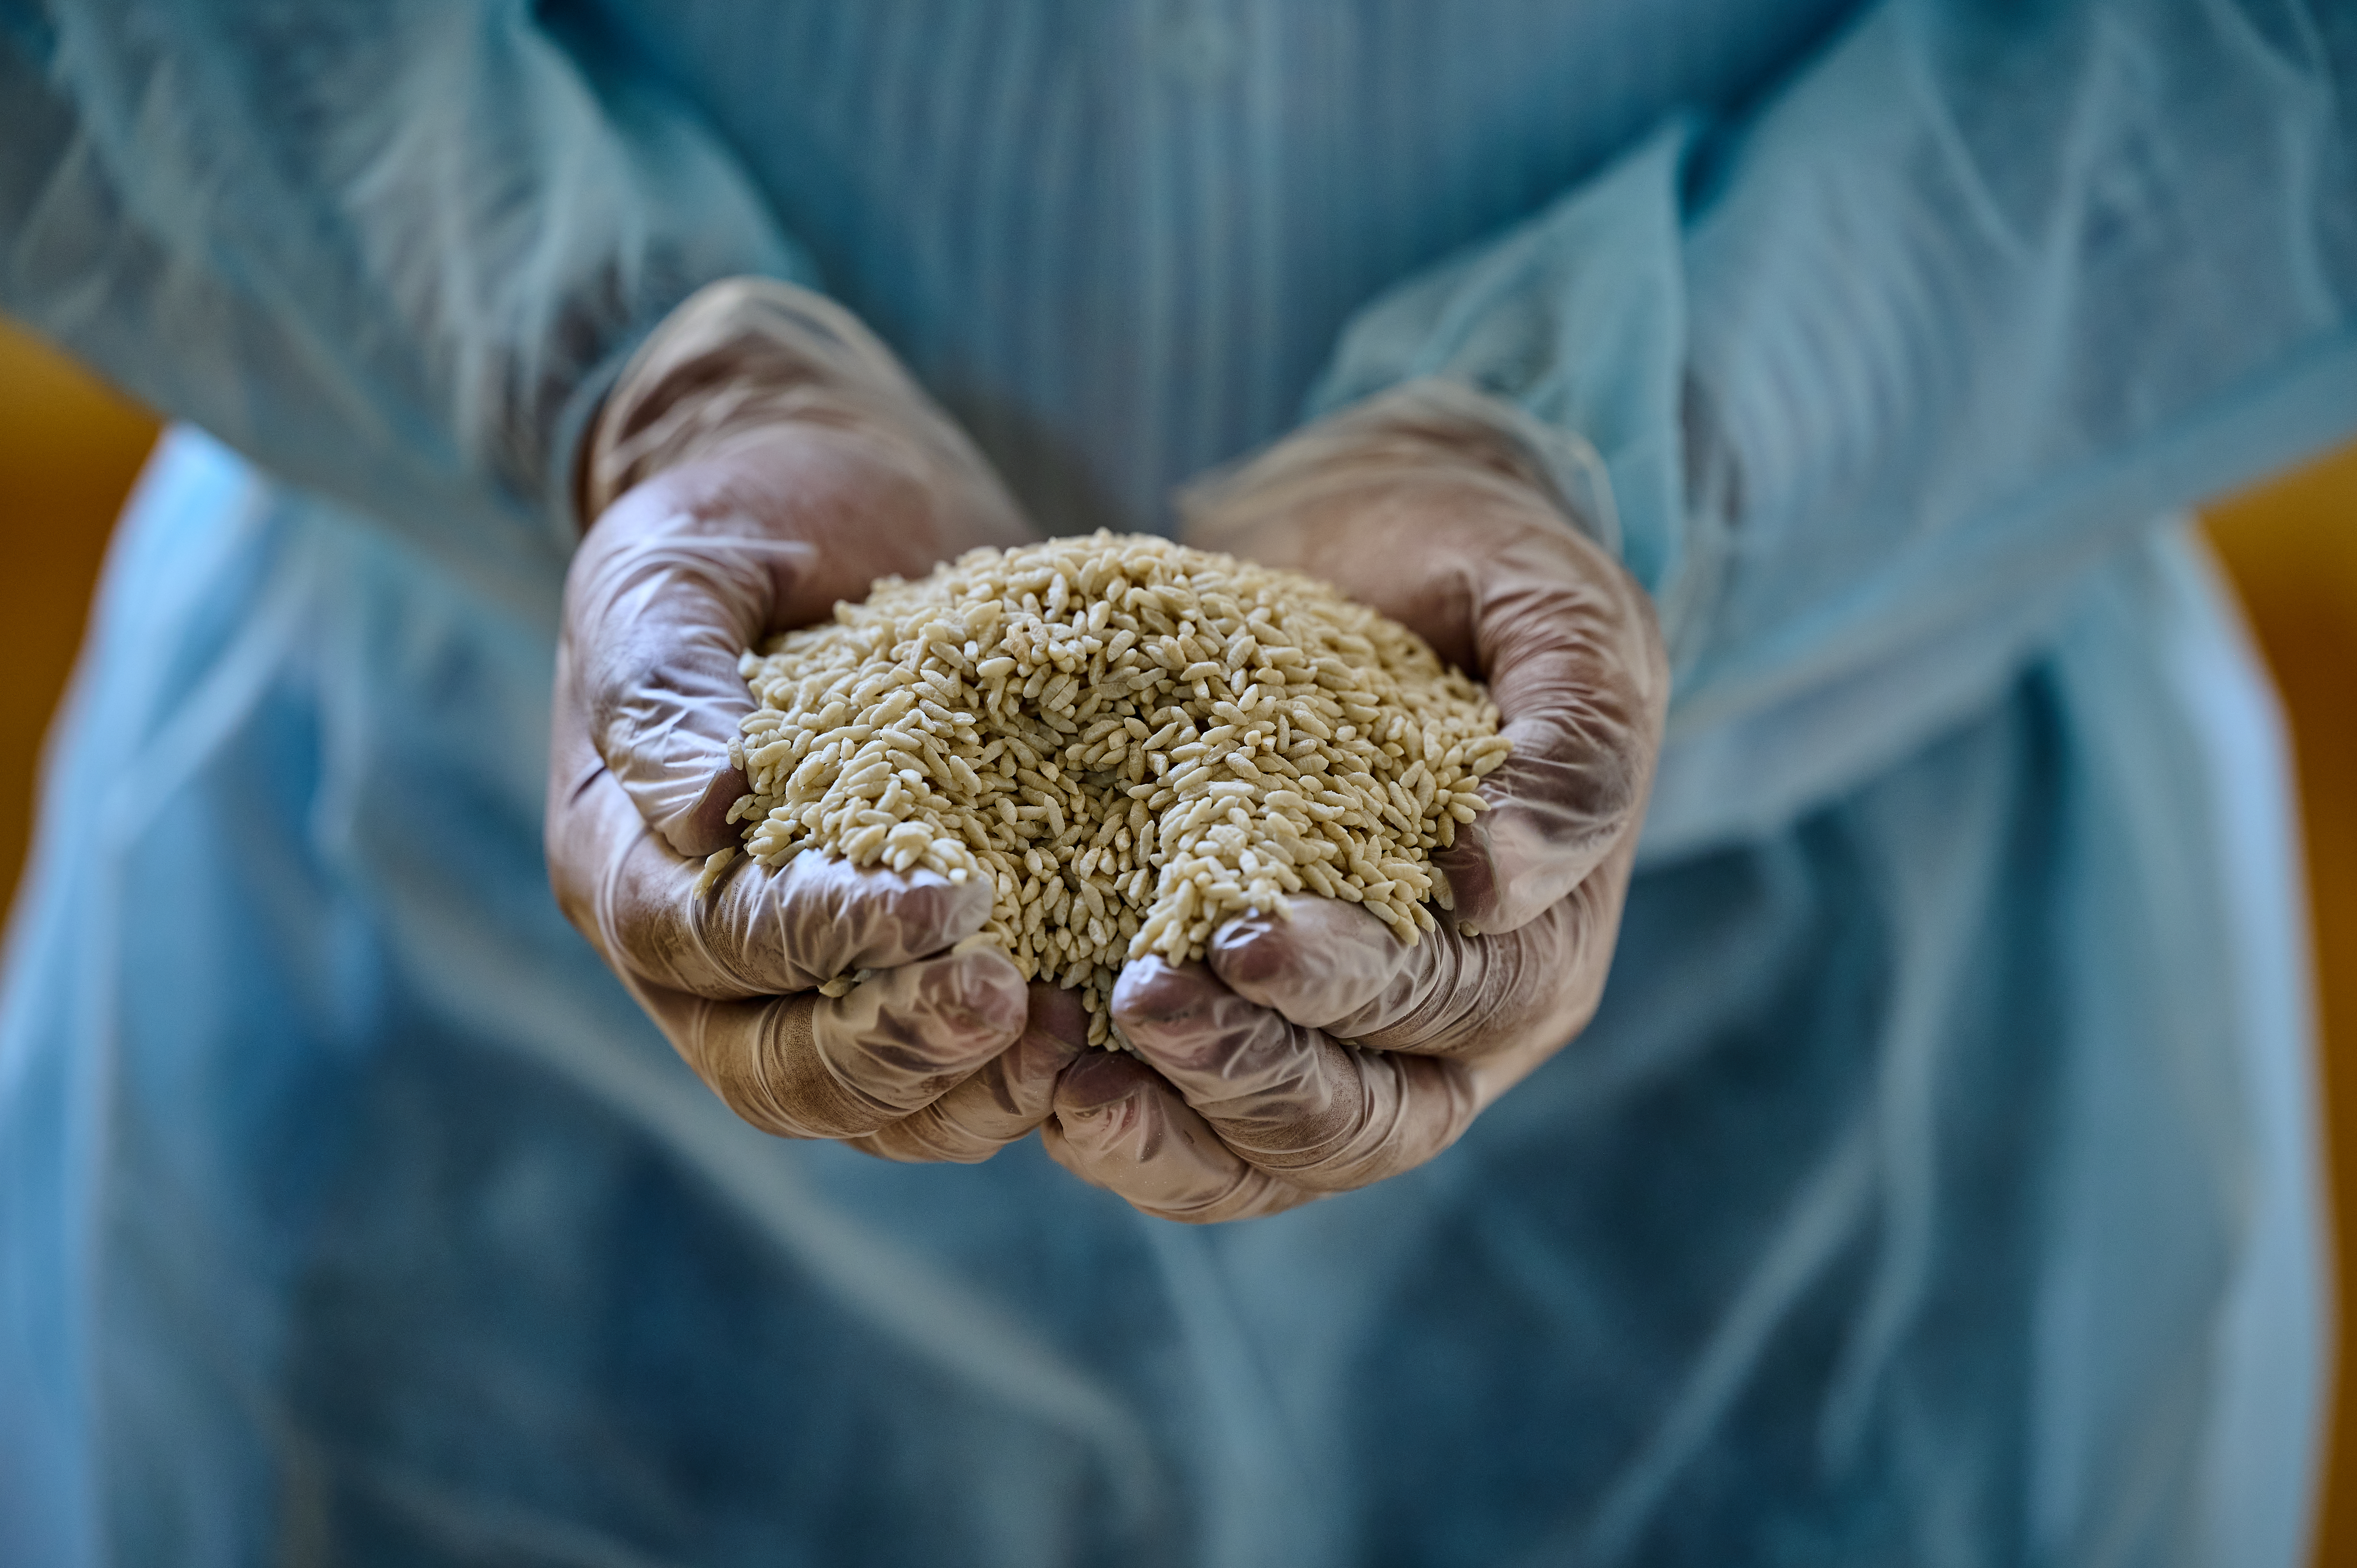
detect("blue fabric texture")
[0,1,2347,1562]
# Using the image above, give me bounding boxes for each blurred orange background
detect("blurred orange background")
[3,317,2353,1559]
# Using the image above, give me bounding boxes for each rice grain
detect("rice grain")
[728,533,1508,1047]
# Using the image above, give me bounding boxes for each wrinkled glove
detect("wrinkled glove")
[1043,382,1670,1220]
[546,277,1080,1161]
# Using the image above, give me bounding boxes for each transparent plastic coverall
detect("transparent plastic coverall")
[3,1,2353,1563]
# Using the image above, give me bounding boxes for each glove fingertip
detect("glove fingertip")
[914,948,1030,1045]
[1022,982,1094,1053]
[1203,917,1293,995]
[1054,1050,1163,1115]
[1108,958,1224,1052]
[832,859,998,963]
[1430,835,1505,932]
[658,764,756,858]
[1430,824,1567,937]
[918,875,1002,954]
[1207,897,1408,1027]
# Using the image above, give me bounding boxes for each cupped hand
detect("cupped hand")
[546,278,1082,1160]
[1043,383,1669,1219]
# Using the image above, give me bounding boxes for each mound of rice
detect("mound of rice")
[716,532,1509,1047]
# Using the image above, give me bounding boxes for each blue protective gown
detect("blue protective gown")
[2,2,2352,1563]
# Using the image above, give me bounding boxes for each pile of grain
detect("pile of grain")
[715,532,1508,1047]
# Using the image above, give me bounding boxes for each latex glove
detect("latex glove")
[1043,382,1670,1219]
[547,278,1080,1160]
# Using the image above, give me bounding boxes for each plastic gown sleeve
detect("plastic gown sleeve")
[0,0,810,559]
[1310,0,2357,856]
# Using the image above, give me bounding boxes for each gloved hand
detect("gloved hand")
[1042,382,1670,1219]
[546,277,1081,1161]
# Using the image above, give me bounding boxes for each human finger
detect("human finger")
[1204,854,1630,1083]
[855,983,1091,1163]
[601,823,994,998]
[1108,959,1479,1192]
[548,648,991,997]
[1041,1052,1316,1222]
[640,947,1029,1140]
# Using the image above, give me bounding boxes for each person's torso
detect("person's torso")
[577,0,1857,532]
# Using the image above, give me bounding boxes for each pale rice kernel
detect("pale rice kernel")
[726,533,1509,1049]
